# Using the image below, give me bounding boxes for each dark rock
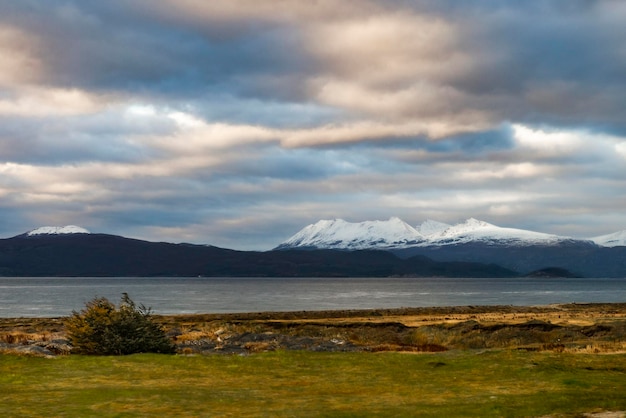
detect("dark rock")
[14,345,54,357]
[579,324,612,337]
[166,328,183,338]
[36,339,72,355]
[230,332,277,344]
[516,320,561,331]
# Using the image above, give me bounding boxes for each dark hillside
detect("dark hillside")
[393,241,626,278]
[0,234,516,277]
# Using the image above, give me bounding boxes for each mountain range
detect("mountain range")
[0,227,514,278]
[1,219,624,277]
[276,218,626,278]
[275,217,625,250]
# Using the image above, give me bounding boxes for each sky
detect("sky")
[1,0,625,250]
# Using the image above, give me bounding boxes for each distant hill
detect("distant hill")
[392,242,625,278]
[0,231,516,278]
[524,267,582,278]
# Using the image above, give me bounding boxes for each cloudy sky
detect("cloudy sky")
[1,0,625,249]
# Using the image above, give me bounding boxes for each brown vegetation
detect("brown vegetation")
[1,303,625,356]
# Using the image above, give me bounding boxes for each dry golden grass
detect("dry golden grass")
[162,306,626,355]
[2,303,625,355]
[0,330,65,345]
[268,305,626,328]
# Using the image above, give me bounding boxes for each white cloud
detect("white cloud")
[513,124,626,168]
[281,119,490,147]
[512,124,586,155]
[457,162,551,182]
[0,86,105,117]
[125,104,158,118]
[157,114,278,152]
[307,13,463,88]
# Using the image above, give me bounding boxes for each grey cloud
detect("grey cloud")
[0,110,173,165]
[6,1,625,133]
[190,96,341,129]
[0,205,32,237]
[415,127,516,157]
[0,1,315,103]
[447,1,626,130]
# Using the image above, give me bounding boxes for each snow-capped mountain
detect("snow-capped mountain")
[416,220,451,237]
[425,218,565,246]
[590,230,626,247]
[2,220,624,277]
[274,217,426,250]
[27,225,90,236]
[276,217,601,250]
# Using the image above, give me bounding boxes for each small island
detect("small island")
[524,267,582,278]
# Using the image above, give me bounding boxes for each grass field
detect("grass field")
[2,350,626,417]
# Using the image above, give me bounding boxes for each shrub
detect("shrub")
[65,293,176,355]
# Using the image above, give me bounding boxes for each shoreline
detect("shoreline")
[2,301,626,330]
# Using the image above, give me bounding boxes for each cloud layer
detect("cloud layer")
[1,0,625,249]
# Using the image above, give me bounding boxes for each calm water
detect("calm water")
[0,277,625,317]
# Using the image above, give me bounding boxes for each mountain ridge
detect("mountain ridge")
[274,217,426,250]
[276,217,614,250]
[15,219,625,249]
[0,232,516,278]
[25,225,91,236]
[273,218,626,278]
[5,221,625,278]
[591,230,626,248]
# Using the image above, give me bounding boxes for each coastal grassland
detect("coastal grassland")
[156,303,626,354]
[2,303,626,355]
[2,350,626,417]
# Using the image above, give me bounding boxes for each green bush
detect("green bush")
[65,293,176,355]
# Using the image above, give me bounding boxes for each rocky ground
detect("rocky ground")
[1,303,625,357]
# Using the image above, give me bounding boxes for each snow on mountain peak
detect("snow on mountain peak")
[276,217,425,250]
[276,217,578,250]
[416,220,451,237]
[427,218,563,246]
[27,225,90,236]
[460,218,494,229]
[590,230,626,247]
[276,216,626,250]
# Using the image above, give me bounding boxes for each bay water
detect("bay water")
[1,276,625,318]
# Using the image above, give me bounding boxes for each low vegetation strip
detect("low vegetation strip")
[1,303,626,356]
[1,350,626,417]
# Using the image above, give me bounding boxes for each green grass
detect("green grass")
[2,350,626,417]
